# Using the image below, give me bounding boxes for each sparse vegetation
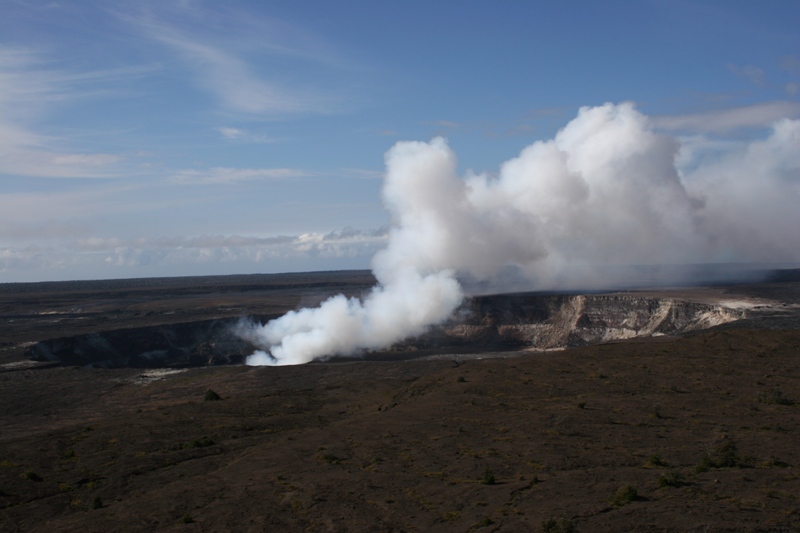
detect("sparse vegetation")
[321,453,342,465]
[3,273,800,531]
[183,436,215,449]
[610,485,639,507]
[204,389,222,401]
[443,510,461,521]
[657,471,685,488]
[759,456,790,468]
[476,516,494,528]
[645,453,668,467]
[20,471,42,482]
[181,513,194,523]
[695,434,750,473]
[540,516,577,533]
[757,388,793,406]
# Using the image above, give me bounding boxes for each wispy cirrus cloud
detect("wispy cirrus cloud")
[727,63,766,87]
[338,167,383,180]
[169,167,310,185]
[117,4,352,116]
[216,127,284,143]
[652,101,800,133]
[0,46,152,179]
[0,182,180,235]
[0,48,154,112]
[217,127,246,139]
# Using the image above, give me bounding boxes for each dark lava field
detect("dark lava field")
[1,270,800,532]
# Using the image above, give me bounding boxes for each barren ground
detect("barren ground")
[1,271,799,532]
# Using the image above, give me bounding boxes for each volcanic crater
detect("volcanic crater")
[2,270,800,532]
[24,291,754,368]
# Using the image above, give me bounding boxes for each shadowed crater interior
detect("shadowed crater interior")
[26,318,259,368]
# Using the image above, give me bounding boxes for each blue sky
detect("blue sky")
[1,0,798,282]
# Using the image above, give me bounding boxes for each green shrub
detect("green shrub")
[695,456,714,473]
[713,438,739,467]
[540,517,577,533]
[20,471,42,482]
[757,388,793,406]
[321,453,342,464]
[480,468,496,485]
[204,389,222,401]
[760,456,790,468]
[657,471,685,488]
[184,436,215,449]
[610,485,638,507]
[645,454,668,467]
[697,435,745,472]
[477,516,494,528]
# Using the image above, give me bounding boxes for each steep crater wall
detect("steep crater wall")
[26,293,746,367]
[386,293,746,353]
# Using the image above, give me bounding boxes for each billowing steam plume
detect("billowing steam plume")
[237,102,800,365]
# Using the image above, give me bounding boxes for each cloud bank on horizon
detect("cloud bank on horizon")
[239,102,800,365]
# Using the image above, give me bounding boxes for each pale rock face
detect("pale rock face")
[407,294,746,352]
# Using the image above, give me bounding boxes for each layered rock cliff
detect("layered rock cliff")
[437,293,745,351]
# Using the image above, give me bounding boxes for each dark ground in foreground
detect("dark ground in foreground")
[1,272,799,532]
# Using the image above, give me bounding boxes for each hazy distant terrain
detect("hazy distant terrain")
[1,271,799,532]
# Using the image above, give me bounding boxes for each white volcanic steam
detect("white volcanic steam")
[238,102,800,366]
